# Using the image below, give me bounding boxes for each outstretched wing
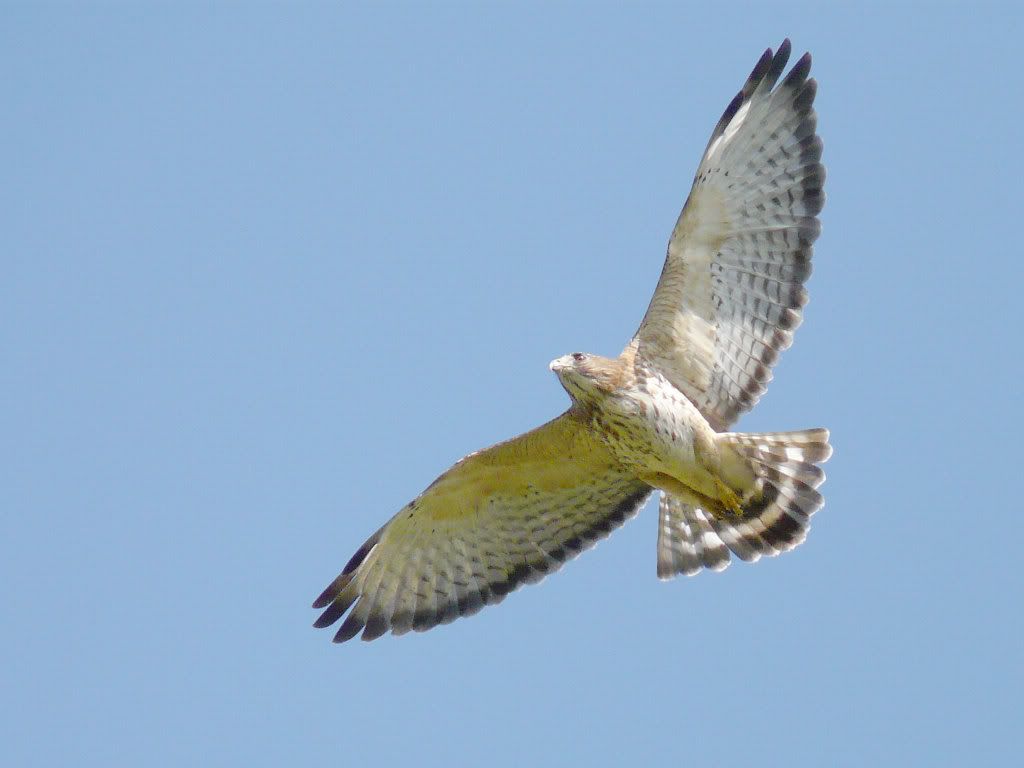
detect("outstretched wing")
[634,40,824,431]
[313,411,652,643]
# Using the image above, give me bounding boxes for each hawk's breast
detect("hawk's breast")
[593,367,709,482]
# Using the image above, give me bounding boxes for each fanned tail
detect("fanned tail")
[657,428,831,578]
[715,428,831,560]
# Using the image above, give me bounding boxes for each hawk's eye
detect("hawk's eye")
[572,352,585,362]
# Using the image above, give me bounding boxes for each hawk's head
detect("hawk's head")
[549,352,628,404]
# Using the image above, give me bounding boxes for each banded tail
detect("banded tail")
[657,428,831,578]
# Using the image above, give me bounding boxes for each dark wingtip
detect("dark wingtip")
[313,599,349,629]
[765,39,792,89]
[312,571,353,609]
[783,51,813,90]
[747,47,774,93]
[342,525,385,575]
[795,78,817,111]
[705,41,801,154]
[313,524,384,610]
[332,613,365,643]
[312,585,336,610]
[313,582,359,628]
[360,613,389,642]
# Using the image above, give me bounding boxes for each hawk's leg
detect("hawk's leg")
[712,478,745,518]
[639,470,744,520]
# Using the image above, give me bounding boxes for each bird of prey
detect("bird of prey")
[314,39,831,643]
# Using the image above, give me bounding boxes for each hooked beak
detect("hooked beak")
[549,355,573,373]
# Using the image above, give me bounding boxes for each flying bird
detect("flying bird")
[314,40,831,643]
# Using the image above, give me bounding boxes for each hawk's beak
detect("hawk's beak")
[549,356,569,373]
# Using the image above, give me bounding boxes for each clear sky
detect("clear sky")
[5,3,1022,766]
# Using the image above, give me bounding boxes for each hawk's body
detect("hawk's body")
[553,349,725,505]
[315,40,832,643]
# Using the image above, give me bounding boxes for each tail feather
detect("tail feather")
[726,429,832,463]
[657,494,730,578]
[656,428,831,579]
[717,428,830,556]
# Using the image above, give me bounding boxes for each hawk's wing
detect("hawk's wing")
[634,40,824,431]
[313,411,652,642]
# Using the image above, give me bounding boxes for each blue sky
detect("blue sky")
[5,3,1022,766]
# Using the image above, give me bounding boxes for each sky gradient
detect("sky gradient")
[5,3,1022,766]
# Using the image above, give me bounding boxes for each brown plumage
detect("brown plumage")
[314,39,831,643]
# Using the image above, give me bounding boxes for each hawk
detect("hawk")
[314,40,831,643]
